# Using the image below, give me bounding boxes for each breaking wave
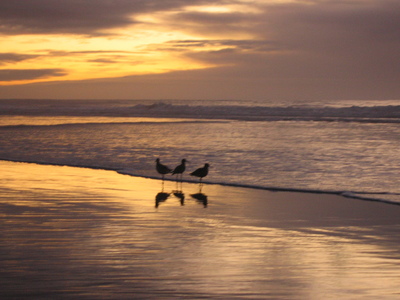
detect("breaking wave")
[1,100,400,124]
[128,103,400,123]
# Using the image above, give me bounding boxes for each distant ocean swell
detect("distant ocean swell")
[1,101,400,123]
[127,103,400,123]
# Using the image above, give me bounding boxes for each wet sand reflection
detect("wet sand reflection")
[2,161,400,299]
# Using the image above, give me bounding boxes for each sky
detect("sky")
[1,0,400,101]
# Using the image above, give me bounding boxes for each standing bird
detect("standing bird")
[155,158,172,180]
[190,163,209,183]
[172,159,187,182]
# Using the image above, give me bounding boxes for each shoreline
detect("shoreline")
[2,158,399,206]
[2,159,400,228]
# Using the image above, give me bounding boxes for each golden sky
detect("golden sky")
[1,0,399,100]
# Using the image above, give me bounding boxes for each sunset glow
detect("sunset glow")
[0,22,215,85]
[0,0,399,100]
[0,1,262,86]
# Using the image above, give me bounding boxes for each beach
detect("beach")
[2,1,400,298]
[1,160,400,299]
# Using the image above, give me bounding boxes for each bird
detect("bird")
[190,163,209,183]
[155,158,172,180]
[171,159,187,182]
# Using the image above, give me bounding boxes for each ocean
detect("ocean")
[1,98,399,204]
[2,99,400,299]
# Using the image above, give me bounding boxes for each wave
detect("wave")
[0,119,226,129]
[1,101,400,124]
[128,103,400,123]
[341,192,400,206]
[3,158,400,207]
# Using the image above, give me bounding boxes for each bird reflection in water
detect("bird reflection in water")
[190,193,208,208]
[173,191,185,206]
[155,192,170,208]
[154,191,208,208]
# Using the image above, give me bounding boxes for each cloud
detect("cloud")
[88,58,119,64]
[163,10,257,37]
[166,39,280,51]
[161,1,400,79]
[257,0,400,51]
[0,69,67,81]
[0,53,39,65]
[0,0,399,100]
[0,0,215,36]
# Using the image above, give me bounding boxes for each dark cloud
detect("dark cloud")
[88,59,119,64]
[167,39,280,51]
[157,1,400,81]
[157,0,400,55]
[0,69,67,81]
[167,11,254,35]
[256,0,400,51]
[0,0,214,36]
[159,8,263,38]
[260,0,400,79]
[0,53,39,65]
[147,39,281,56]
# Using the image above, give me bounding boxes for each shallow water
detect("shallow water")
[0,115,399,203]
[1,161,400,299]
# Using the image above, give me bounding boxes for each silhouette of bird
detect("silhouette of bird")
[190,163,209,183]
[172,159,187,181]
[155,158,171,180]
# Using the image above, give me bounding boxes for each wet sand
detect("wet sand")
[1,160,400,299]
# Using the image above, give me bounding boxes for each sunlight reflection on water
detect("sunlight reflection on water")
[1,161,400,299]
[0,115,195,126]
